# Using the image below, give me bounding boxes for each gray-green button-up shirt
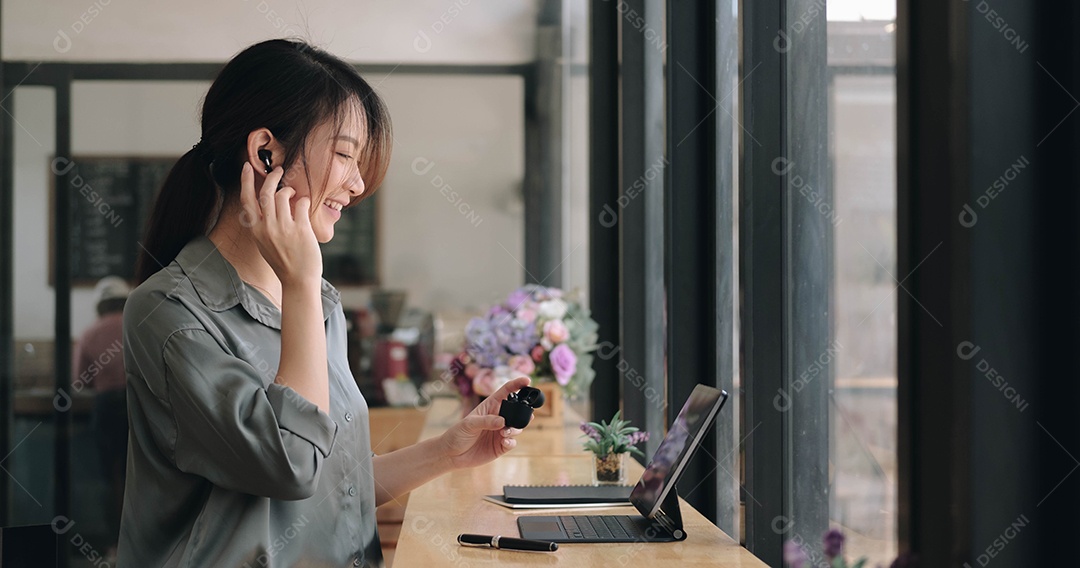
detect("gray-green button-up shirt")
[118,235,382,568]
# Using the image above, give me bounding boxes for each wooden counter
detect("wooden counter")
[392,397,767,567]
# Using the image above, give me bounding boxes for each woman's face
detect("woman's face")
[280,109,367,243]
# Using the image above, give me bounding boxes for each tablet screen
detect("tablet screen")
[628,385,728,518]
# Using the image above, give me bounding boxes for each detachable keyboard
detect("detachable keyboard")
[558,515,651,542]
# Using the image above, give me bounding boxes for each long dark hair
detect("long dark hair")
[136,38,392,283]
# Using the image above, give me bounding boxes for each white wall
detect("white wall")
[2,0,540,64]
[362,73,526,314]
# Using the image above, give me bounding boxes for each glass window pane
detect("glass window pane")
[10,85,57,529]
[828,7,898,565]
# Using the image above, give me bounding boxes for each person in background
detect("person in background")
[72,275,131,562]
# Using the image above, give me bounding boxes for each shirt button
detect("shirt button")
[348,486,357,496]
[345,412,353,422]
[353,558,362,567]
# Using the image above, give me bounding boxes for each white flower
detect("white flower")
[538,299,568,320]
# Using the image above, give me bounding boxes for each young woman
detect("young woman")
[119,39,527,568]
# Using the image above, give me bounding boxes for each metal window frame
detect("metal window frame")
[740,0,788,560]
[740,0,831,562]
[614,0,667,460]
[665,0,729,527]
[587,0,621,423]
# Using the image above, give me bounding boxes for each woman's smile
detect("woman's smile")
[321,197,345,221]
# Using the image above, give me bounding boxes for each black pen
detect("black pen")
[457,533,558,552]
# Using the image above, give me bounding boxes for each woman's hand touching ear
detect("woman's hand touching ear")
[238,162,322,288]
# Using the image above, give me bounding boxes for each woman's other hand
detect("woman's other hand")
[238,162,323,288]
[437,376,531,470]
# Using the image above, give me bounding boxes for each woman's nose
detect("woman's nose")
[345,169,366,197]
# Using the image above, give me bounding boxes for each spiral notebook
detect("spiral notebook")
[502,484,633,505]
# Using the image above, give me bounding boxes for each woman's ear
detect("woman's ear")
[245,128,284,176]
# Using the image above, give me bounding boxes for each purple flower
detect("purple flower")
[493,317,538,356]
[579,422,601,442]
[465,317,502,367]
[626,431,650,446]
[506,288,532,309]
[549,343,577,385]
[823,529,845,560]
[783,541,808,568]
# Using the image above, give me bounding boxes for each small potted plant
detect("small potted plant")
[580,410,650,485]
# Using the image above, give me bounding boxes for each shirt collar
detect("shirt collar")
[174,235,341,329]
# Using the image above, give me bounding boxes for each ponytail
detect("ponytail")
[135,146,218,283]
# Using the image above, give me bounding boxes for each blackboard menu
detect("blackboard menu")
[52,156,380,286]
[51,156,174,285]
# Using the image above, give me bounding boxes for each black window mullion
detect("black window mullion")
[54,74,74,558]
[896,0,973,561]
[618,0,667,460]
[665,0,720,524]
[740,0,787,562]
[588,0,621,422]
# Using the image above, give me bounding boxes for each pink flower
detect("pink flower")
[543,320,570,344]
[464,363,480,379]
[530,345,545,363]
[508,355,536,375]
[517,308,538,323]
[549,344,577,386]
[473,368,499,397]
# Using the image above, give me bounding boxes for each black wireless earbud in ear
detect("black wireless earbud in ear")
[257,149,273,174]
[499,386,545,429]
[257,149,284,191]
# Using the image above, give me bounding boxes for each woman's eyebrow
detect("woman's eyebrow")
[334,135,360,148]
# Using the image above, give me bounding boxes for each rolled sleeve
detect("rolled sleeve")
[266,382,338,458]
[162,328,339,501]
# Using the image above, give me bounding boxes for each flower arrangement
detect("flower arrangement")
[450,284,599,399]
[784,529,918,568]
